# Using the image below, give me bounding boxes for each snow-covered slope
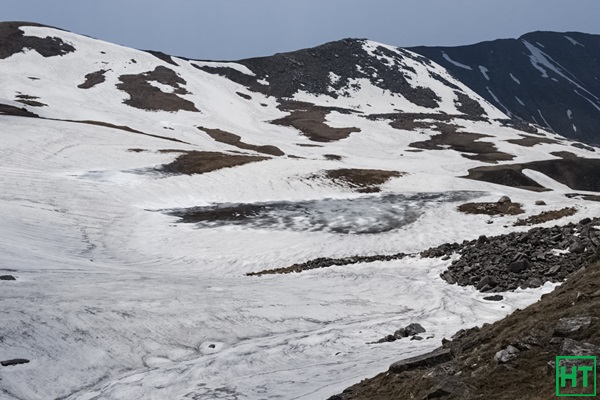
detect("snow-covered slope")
[1,22,600,400]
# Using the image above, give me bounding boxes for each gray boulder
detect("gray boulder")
[405,323,426,336]
[554,316,592,337]
[389,347,452,373]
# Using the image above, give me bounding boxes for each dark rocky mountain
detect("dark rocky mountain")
[410,31,600,145]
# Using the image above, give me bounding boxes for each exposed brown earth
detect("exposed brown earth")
[14,94,47,107]
[117,66,199,112]
[324,154,342,161]
[465,158,600,192]
[551,151,580,160]
[514,207,578,226]
[235,92,252,100]
[271,101,360,142]
[0,21,75,59]
[330,257,600,400]
[160,151,269,175]
[78,69,108,89]
[296,143,324,147]
[506,134,559,147]
[463,165,548,192]
[199,126,284,156]
[408,123,515,164]
[322,168,403,193]
[566,193,600,202]
[457,200,524,216]
[0,103,40,117]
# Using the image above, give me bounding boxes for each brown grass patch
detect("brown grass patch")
[199,127,284,156]
[0,103,40,117]
[296,143,324,147]
[506,134,559,147]
[323,168,403,193]
[272,101,360,142]
[78,69,107,89]
[161,151,269,175]
[458,201,524,216]
[513,207,577,226]
[0,22,75,59]
[408,122,514,164]
[551,151,580,160]
[465,158,600,192]
[15,94,47,107]
[117,66,198,112]
[566,193,600,202]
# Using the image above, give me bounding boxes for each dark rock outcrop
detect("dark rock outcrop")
[1,359,29,367]
[389,347,452,373]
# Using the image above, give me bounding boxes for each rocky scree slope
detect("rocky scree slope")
[330,255,600,400]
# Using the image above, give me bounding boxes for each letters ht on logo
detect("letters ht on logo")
[556,356,597,397]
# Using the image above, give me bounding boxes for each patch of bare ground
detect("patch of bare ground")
[235,92,251,100]
[0,22,75,59]
[514,207,578,226]
[407,122,515,164]
[497,118,542,135]
[566,193,600,202]
[198,126,284,156]
[117,66,199,112]
[78,69,107,89]
[14,94,47,107]
[296,143,324,147]
[551,151,580,160]
[457,199,524,216]
[330,257,600,400]
[0,103,39,117]
[464,165,549,192]
[271,101,360,142]
[465,158,600,192]
[322,168,403,193]
[324,154,342,161]
[144,50,178,66]
[376,113,512,163]
[506,134,559,147]
[160,151,269,175]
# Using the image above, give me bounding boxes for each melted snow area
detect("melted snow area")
[1,26,600,400]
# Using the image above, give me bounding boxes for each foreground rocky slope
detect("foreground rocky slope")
[330,255,600,399]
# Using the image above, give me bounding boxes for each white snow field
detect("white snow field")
[1,25,600,400]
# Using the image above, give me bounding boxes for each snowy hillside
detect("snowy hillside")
[1,22,600,400]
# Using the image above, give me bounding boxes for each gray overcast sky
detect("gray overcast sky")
[3,0,599,60]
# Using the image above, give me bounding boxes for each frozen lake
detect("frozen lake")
[168,192,480,234]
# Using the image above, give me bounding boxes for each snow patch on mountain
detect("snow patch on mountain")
[442,51,472,70]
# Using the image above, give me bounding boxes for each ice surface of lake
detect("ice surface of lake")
[169,192,480,234]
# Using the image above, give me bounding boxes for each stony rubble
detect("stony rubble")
[424,217,600,292]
